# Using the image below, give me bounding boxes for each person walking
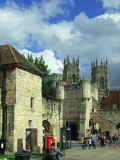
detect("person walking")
[88,137,92,149]
[109,135,113,146]
[100,135,106,147]
[92,138,96,148]
[112,134,118,147]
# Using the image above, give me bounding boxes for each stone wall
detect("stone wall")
[2,68,43,153]
[42,97,63,143]
[56,82,65,100]
[98,109,120,124]
[90,112,117,135]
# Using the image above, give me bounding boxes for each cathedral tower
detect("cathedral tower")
[91,59,110,101]
[63,56,80,84]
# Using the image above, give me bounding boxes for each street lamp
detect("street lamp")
[66,126,71,149]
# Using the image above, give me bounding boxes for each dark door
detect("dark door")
[26,128,37,152]
[70,124,77,140]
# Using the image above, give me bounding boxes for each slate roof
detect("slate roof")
[0,44,42,77]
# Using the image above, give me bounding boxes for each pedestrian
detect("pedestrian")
[92,138,96,148]
[55,148,65,160]
[109,135,113,146]
[88,137,92,149]
[45,143,56,160]
[83,137,87,149]
[112,134,118,147]
[100,135,106,147]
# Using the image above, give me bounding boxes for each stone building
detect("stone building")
[52,57,120,139]
[0,44,63,153]
[100,88,120,109]
[0,44,43,153]
[0,44,119,153]
[42,97,63,148]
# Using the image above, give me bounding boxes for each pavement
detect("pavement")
[61,141,120,160]
[5,141,120,160]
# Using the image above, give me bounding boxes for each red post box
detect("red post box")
[46,136,54,148]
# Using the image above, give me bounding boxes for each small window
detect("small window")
[113,104,117,109]
[28,120,32,127]
[70,111,71,114]
[30,97,34,108]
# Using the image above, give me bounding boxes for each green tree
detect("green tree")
[27,54,54,98]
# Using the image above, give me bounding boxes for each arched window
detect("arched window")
[100,77,104,89]
[72,74,76,83]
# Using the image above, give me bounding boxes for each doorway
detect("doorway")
[105,131,110,139]
[70,124,78,140]
[26,128,37,152]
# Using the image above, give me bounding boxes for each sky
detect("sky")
[0,0,120,88]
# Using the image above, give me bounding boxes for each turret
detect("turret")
[91,59,110,101]
[63,56,80,83]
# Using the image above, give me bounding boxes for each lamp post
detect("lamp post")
[66,126,71,149]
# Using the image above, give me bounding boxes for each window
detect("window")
[100,77,104,89]
[72,74,76,83]
[30,97,34,108]
[28,120,32,127]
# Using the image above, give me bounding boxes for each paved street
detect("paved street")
[61,141,120,160]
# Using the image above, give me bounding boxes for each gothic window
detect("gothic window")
[100,77,104,89]
[72,74,76,83]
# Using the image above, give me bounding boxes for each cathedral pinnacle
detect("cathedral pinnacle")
[96,58,98,66]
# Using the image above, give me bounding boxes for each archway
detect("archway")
[70,123,78,140]
[42,120,51,135]
[42,120,52,149]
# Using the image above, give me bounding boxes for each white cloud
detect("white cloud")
[97,13,120,22]
[0,0,74,47]
[111,54,120,63]
[0,0,120,88]
[21,49,63,73]
[101,0,120,9]
[38,0,74,20]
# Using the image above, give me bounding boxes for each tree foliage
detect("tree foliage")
[27,54,54,98]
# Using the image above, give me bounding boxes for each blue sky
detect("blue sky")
[0,0,120,88]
